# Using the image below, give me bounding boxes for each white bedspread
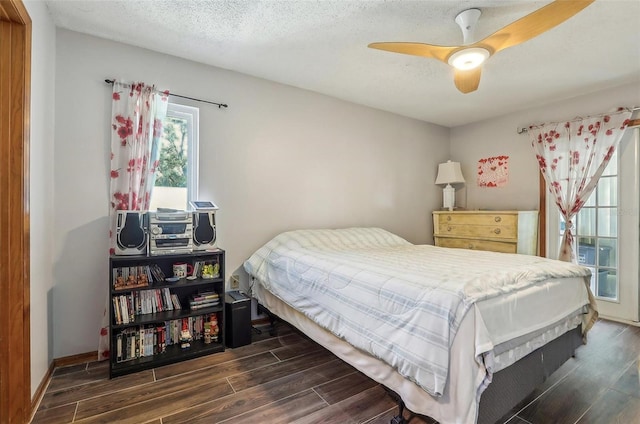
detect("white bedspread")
[243,227,595,398]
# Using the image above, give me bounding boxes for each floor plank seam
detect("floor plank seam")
[310,387,330,406]
[270,350,284,362]
[508,416,533,424]
[38,390,114,413]
[226,356,338,395]
[156,347,328,393]
[572,402,594,424]
[366,406,397,424]
[154,349,280,382]
[608,386,637,398]
[71,402,79,422]
[41,373,157,412]
[226,376,237,393]
[45,375,111,396]
[72,383,206,424]
[72,372,229,422]
[157,387,241,423]
[217,389,317,424]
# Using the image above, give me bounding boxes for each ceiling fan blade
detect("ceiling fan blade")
[478,0,594,54]
[368,42,457,64]
[453,67,482,93]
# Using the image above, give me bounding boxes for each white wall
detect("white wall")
[53,29,449,358]
[25,0,56,397]
[450,82,640,211]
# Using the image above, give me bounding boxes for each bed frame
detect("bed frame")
[260,303,584,424]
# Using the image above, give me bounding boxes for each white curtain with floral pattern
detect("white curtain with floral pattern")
[108,81,169,250]
[98,80,169,360]
[528,107,632,263]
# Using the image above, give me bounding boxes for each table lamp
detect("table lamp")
[435,160,465,211]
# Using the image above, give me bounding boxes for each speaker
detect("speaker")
[192,211,216,251]
[115,210,148,256]
[225,293,251,348]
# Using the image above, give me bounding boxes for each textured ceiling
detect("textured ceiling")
[44,0,640,127]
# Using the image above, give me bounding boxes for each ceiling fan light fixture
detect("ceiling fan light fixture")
[448,48,490,71]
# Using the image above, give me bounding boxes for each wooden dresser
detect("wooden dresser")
[433,210,539,255]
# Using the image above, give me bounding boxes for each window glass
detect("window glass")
[150,103,199,211]
[577,237,596,266]
[584,188,596,207]
[577,208,596,236]
[599,238,616,269]
[597,208,617,237]
[597,269,617,300]
[597,177,616,207]
[602,149,618,176]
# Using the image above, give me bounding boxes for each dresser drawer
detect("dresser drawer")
[434,237,517,254]
[434,212,518,240]
[436,222,517,240]
[436,213,518,228]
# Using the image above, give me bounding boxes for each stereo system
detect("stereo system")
[149,210,193,256]
[114,204,218,256]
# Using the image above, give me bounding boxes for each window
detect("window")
[149,103,199,211]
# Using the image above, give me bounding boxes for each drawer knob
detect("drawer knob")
[469,244,474,249]
[494,228,501,234]
[447,226,452,232]
[495,216,502,222]
[447,216,451,221]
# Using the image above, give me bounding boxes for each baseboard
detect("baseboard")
[599,315,640,327]
[53,351,98,368]
[29,351,98,422]
[29,361,55,423]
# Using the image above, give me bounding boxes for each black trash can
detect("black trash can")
[225,291,252,348]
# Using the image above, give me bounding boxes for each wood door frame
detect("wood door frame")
[0,0,31,422]
[539,173,546,257]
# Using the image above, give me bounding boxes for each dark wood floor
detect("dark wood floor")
[31,319,639,424]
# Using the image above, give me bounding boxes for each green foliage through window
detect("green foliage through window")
[156,116,188,187]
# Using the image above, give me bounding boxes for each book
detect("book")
[113,297,121,324]
[171,294,182,310]
[189,301,220,310]
[149,264,165,282]
[116,333,123,362]
[191,293,219,302]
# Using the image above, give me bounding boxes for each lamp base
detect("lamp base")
[442,184,456,211]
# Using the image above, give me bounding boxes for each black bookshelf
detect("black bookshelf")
[109,249,225,378]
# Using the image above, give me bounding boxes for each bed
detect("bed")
[243,227,597,424]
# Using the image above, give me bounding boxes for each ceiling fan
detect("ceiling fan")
[368,0,594,94]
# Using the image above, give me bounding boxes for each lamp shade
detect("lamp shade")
[435,160,465,185]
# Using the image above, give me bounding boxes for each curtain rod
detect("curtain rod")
[105,79,228,109]
[517,106,640,135]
